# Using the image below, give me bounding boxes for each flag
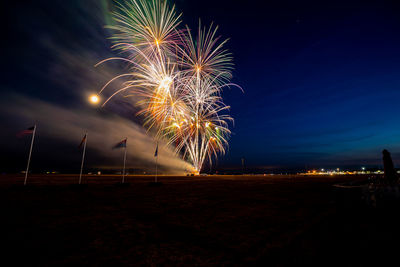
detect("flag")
[17,126,35,138]
[113,138,127,149]
[154,143,158,157]
[78,134,87,149]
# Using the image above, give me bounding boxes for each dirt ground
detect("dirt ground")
[0,174,399,266]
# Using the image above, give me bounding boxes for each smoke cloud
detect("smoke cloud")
[0,94,193,174]
[0,0,194,174]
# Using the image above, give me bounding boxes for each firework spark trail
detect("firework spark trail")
[96,0,241,172]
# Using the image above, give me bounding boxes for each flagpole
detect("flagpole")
[79,133,87,185]
[122,138,127,184]
[155,142,158,183]
[155,156,158,183]
[24,124,36,186]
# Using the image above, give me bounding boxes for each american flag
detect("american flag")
[113,138,127,149]
[154,143,158,157]
[17,126,35,138]
[78,134,87,149]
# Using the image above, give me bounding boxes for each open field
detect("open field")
[1,174,399,266]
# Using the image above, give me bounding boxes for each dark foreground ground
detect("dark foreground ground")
[1,174,399,266]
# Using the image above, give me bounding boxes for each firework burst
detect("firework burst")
[97,0,241,173]
[108,0,182,60]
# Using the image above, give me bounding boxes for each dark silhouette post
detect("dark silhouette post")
[382,149,397,183]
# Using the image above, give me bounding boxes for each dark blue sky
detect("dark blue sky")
[2,0,400,172]
[180,0,400,170]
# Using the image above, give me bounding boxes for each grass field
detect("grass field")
[1,174,399,266]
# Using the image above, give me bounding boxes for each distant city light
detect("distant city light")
[300,167,381,175]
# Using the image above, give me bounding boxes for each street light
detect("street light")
[89,94,99,104]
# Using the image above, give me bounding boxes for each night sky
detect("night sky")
[2,0,400,173]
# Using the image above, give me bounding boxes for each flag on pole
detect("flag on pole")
[23,124,37,186]
[122,137,128,183]
[78,134,87,149]
[154,142,159,183]
[17,126,35,138]
[154,143,158,157]
[79,132,88,184]
[113,138,127,149]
